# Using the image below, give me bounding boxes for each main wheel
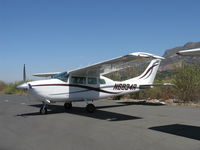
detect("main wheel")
[86,104,96,113]
[40,106,47,115]
[64,102,72,110]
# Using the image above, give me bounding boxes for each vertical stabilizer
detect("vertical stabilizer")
[126,59,161,85]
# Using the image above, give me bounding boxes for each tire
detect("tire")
[40,106,47,115]
[86,104,96,113]
[64,102,72,109]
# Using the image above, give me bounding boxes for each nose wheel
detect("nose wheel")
[40,104,47,115]
[86,104,96,113]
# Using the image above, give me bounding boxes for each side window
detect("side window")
[88,77,97,84]
[71,76,86,84]
[99,78,106,84]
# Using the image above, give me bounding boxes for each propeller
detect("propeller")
[17,64,29,89]
[23,64,26,82]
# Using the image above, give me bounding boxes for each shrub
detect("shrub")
[173,64,200,103]
[3,81,27,95]
[128,80,175,100]
[0,81,6,92]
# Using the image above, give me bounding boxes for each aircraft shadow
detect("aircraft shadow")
[96,104,128,109]
[118,101,165,106]
[96,101,164,110]
[149,124,200,141]
[17,104,142,121]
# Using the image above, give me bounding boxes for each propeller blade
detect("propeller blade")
[23,64,26,82]
[17,64,30,90]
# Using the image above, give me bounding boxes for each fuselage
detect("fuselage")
[27,75,140,103]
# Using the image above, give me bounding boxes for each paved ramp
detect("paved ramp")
[0,94,199,150]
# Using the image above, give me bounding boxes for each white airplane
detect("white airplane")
[17,52,165,114]
[177,48,200,56]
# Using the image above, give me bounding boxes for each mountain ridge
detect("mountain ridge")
[159,41,200,71]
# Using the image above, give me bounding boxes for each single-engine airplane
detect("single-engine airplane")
[17,52,165,114]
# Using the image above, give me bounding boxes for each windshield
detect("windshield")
[52,72,69,82]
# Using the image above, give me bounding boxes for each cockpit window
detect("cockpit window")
[71,76,86,84]
[99,78,106,84]
[52,72,69,82]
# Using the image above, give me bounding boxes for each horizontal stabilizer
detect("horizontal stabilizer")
[139,83,175,89]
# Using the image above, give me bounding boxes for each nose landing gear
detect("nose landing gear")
[40,103,47,115]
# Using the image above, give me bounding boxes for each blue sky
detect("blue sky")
[1,0,200,82]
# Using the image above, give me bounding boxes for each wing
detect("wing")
[68,52,164,77]
[177,48,200,56]
[33,72,61,77]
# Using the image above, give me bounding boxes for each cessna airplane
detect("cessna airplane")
[177,48,200,56]
[17,52,165,114]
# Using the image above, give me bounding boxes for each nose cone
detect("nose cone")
[17,83,29,89]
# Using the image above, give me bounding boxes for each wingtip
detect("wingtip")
[130,52,165,60]
[156,56,165,60]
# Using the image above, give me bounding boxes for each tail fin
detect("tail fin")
[126,59,161,85]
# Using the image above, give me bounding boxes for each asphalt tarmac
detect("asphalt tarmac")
[0,94,199,150]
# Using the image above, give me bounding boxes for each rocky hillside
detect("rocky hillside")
[108,42,200,81]
[159,41,200,71]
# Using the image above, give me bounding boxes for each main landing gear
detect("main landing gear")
[64,100,96,113]
[86,103,96,113]
[64,102,72,110]
[39,101,96,114]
